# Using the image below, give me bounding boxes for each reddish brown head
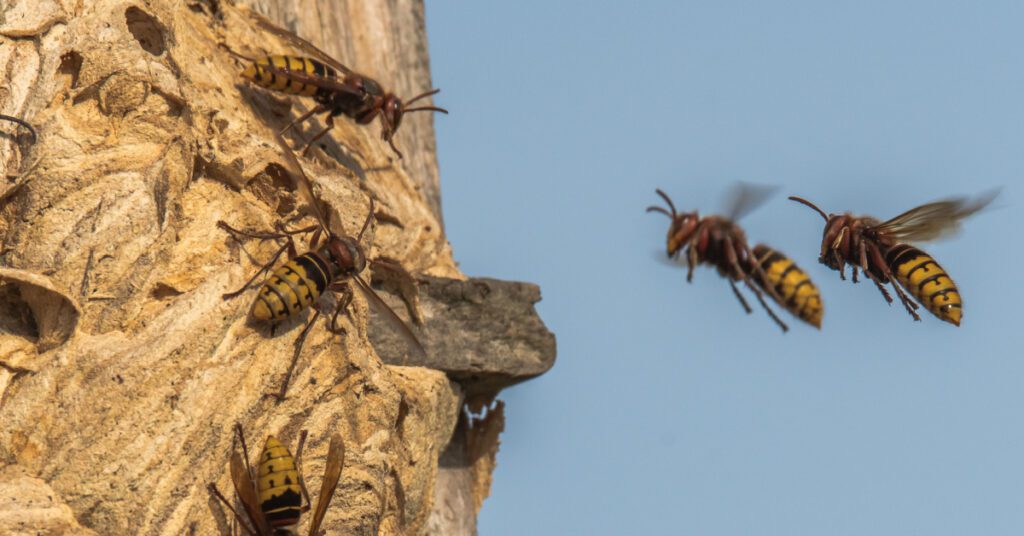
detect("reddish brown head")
[324,199,375,277]
[647,189,701,258]
[789,196,859,270]
[379,89,448,158]
[326,235,366,276]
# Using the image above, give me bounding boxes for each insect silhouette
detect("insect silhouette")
[647,185,823,331]
[218,133,427,400]
[0,114,37,144]
[222,12,447,159]
[788,191,997,326]
[209,424,344,536]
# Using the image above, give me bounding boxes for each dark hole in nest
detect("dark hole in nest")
[246,163,298,217]
[264,163,296,194]
[0,282,39,342]
[59,51,83,89]
[125,7,167,56]
[187,0,221,17]
[150,283,183,300]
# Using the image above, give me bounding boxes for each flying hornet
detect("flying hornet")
[209,424,344,536]
[647,184,824,332]
[0,114,37,144]
[218,132,426,400]
[647,184,823,332]
[788,190,997,325]
[222,12,447,159]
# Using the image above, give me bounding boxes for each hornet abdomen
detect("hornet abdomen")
[885,244,962,325]
[252,252,332,322]
[753,245,824,328]
[242,55,339,99]
[257,436,303,529]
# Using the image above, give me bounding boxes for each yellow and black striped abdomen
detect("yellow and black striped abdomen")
[252,252,332,322]
[753,245,824,328]
[242,55,338,98]
[885,244,962,326]
[256,436,303,529]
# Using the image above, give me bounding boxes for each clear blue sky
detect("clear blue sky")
[425,2,1023,534]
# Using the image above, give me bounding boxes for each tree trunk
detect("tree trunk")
[0,1,554,535]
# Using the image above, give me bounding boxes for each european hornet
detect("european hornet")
[222,13,447,159]
[648,185,824,332]
[0,114,37,144]
[209,424,344,536]
[218,133,426,400]
[788,191,997,326]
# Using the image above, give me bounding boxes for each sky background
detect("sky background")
[425,2,1023,534]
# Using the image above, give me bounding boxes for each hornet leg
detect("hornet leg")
[0,114,37,144]
[218,220,313,242]
[327,282,355,334]
[723,236,752,313]
[221,241,289,299]
[218,222,317,299]
[301,114,335,156]
[686,242,698,283]
[207,484,258,536]
[741,242,785,307]
[234,423,254,479]
[741,278,789,333]
[859,239,893,303]
[280,104,327,137]
[724,237,786,334]
[868,242,920,321]
[729,279,753,313]
[270,307,322,402]
[725,236,788,332]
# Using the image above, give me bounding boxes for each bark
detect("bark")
[0,1,554,535]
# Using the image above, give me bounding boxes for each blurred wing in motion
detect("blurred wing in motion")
[354,275,427,360]
[874,189,999,242]
[724,182,779,222]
